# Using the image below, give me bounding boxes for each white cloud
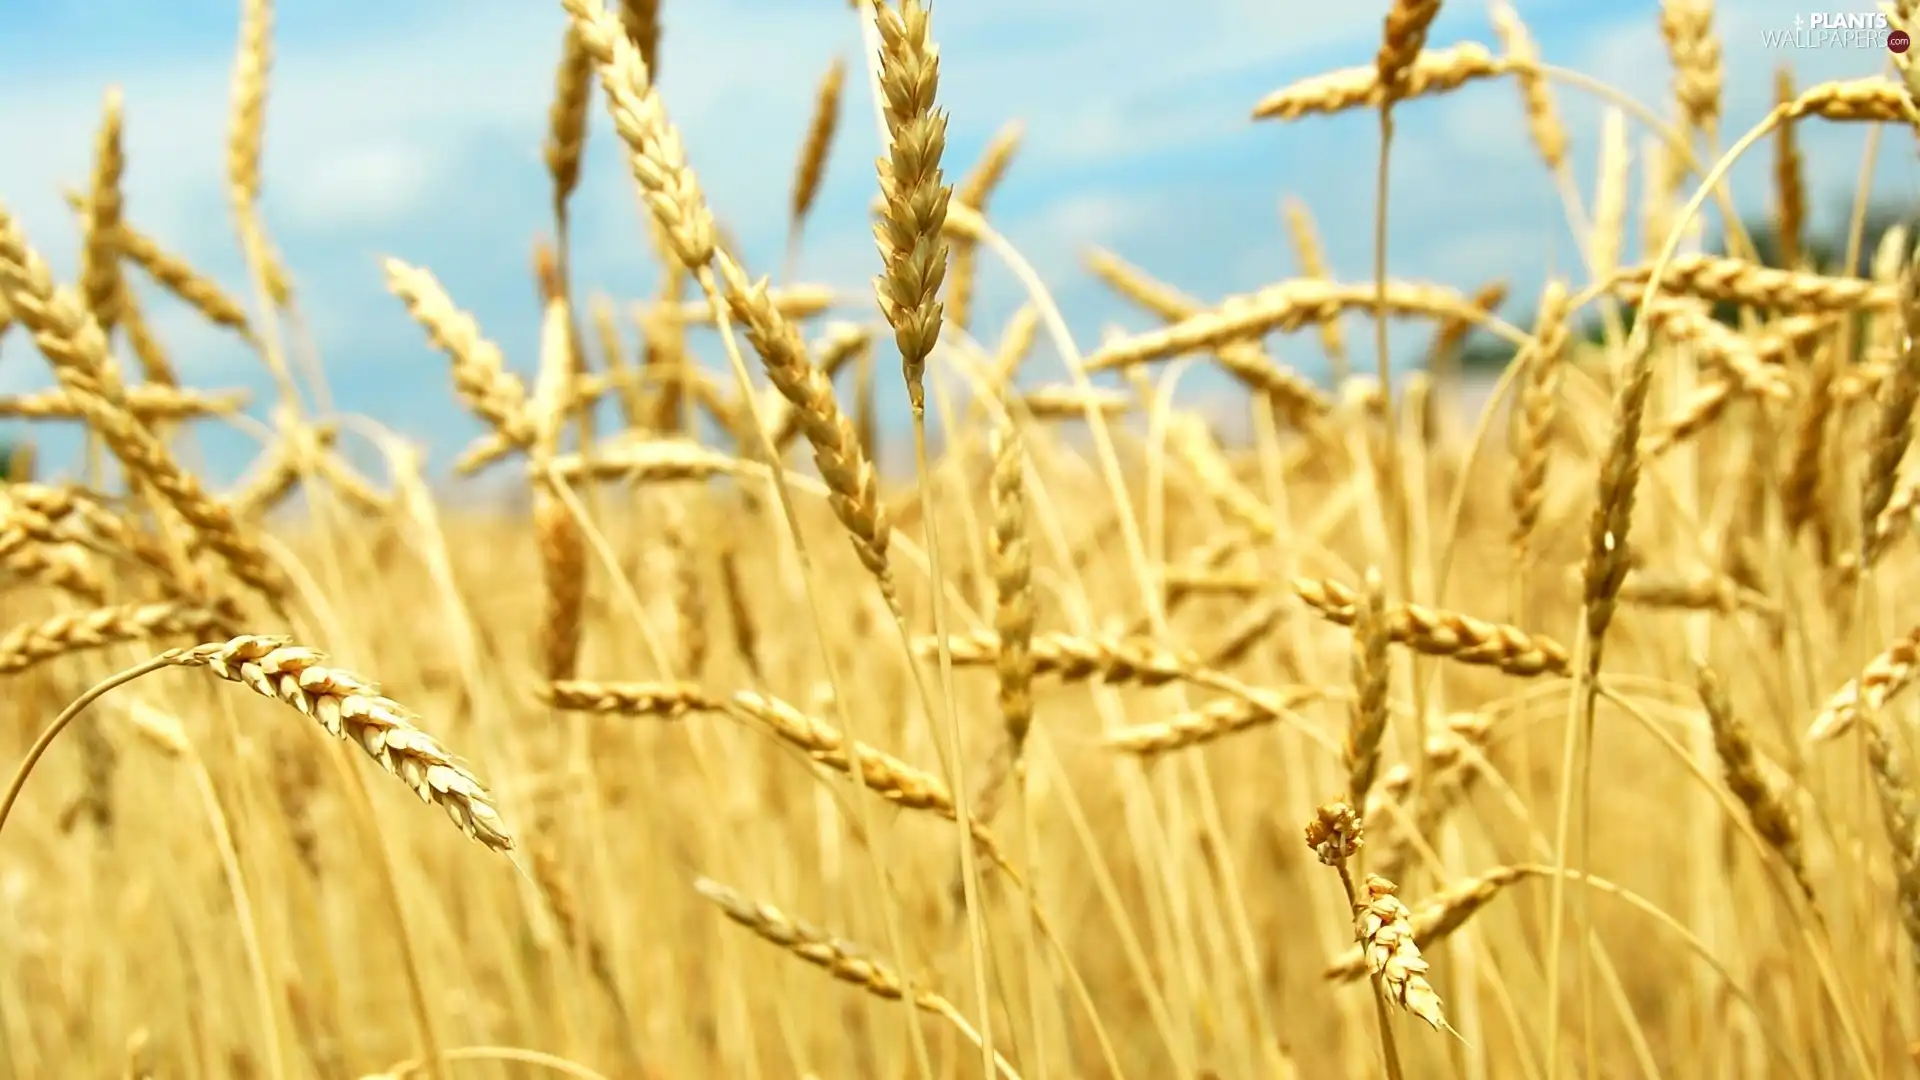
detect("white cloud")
[274,142,439,231]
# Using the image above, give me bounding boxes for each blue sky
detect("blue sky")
[1,0,1916,487]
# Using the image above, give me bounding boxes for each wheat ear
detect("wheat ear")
[788,56,848,260]
[0,206,288,608]
[871,0,951,414]
[693,878,1022,1079]
[173,636,512,852]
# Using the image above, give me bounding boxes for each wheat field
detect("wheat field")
[3,0,1920,1077]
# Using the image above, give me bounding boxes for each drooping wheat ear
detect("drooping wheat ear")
[1355,874,1455,1033]
[1641,380,1735,457]
[1659,0,1722,135]
[730,689,1005,859]
[1510,280,1569,558]
[1859,714,1920,973]
[1863,258,1920,566]
[1807,623,1920,742]
[1642,299,1792,401]
[0,208,287,607]
[692,875,1019,1079]
[2,482,103,533]
[5,483,179,586]
[1296,577,1572,677]
[616,0,660,75]
[1103,687,1331,757]
[1326,864,1528,980]
[1694,663,1814,902]
[1279,197,1352,378]
[1082,249,1332,421]
[712,878,981,1080]
[541,679,721,715]
[63,193,256,341]
[0,535,92,605]
[0,386,247,422]
[547,438,748,485]
[1165,565,1265,602]
[168,636,512,852]
[1580,338,1656,674]
[715,251,892,581]
[1489,4,1565,170]
[1,543,103,603]
[1082,278,1476,374]
[1772,68,1806,270]
[1017,385,1132,421]
[228,427,311,517]
[872,0,952,414]
[947,120,1023,334]
[665,284,838,325]
[1376,0,1445,109]
[563,0,715,270]
[1254,43,1500,120]
[1344,569,1392,808]
[534,488,586,683]
[544,26,594,217]
[790,57,847,240]
[920,629,1226,690]
[694,875,929,1001]
[0,603,226,676]
[314,453,388,519]
[1786,77,1920,123]
[730,689,953,815]
[79,88,129,339]
[1616,567,1776,618]
[383,258,537,449]
[117,292,180,388]
[1614,255,1898,313]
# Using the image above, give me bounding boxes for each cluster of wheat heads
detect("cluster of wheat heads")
[12,0,1920,1076]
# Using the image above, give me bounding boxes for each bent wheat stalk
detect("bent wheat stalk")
[0,636,511,853]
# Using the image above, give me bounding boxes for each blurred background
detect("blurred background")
[0,0,1914,485]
